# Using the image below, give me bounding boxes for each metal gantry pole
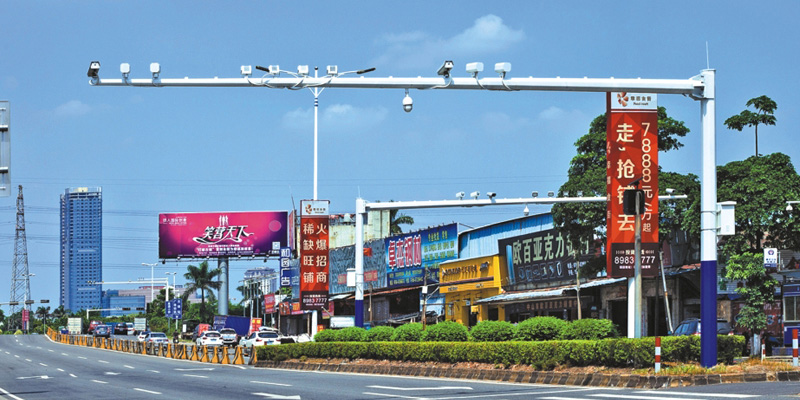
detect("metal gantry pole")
[699,69,718,367]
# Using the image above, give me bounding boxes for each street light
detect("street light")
[142,263,158,304]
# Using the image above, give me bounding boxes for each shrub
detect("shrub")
[313,329,338,342]
[391,323,424,342]
[423,321,469,342]
[365,326,395,342]
[470,321,516,342]
[515,317,567,341]
[337,327,367,342]
[558,319,618,340]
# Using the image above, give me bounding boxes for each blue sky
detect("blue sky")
[1,1,798,313]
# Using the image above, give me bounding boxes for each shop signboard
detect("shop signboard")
[606,92,660,277]
[279,246,292,287]
[249,318,262,334]
[159,211,288,258]
[263,294,275,314]
[67,317,82,335]
[764,248,778,269]
[499,228,588,290]
[299,200,329,310]
[329,239,386,294]
[386,224,457,288]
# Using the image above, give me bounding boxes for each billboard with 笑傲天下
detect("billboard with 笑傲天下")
[159,211,288,259]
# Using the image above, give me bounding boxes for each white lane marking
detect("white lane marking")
[541,397,593,400]
[105,372,121,376]
[25,359,31,362]
[4,351,9,354]
[14,355,19,358]
[57,368,64,372]
[134,388,162,395]
[48,349,54,352]
[423,387,598,400]
[250,381,292,387]
[78,356,87,359]
[36,346,41,349]
[91,380,108,384]
[147,370,160,373]
[61,353,68,356]
[69,374,77,378]
[368,385,472,391]
[98,360,109,364]
[175,367,215,371]
[363,393,423,400]
[233,366,246,370]
[16,376,50,380]
[124,365,135,369]
[39,363,48,367]
[183,374,208,378]
[633,392,759,398]
[0,385,24,400]
[252,394,301,400]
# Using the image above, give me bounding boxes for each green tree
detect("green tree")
[389,208,414,235]
[182,260,222,323]
[724,253,778,337]
[716,153,800,256]
[724,95,777,157]
[552,107,692,275]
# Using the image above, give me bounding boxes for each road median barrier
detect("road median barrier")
[231,346,244,365]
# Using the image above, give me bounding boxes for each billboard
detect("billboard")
[606,92,660,277]
[386,224,458,288]
[159,211,288,259]
[498,228,590,290]
[299,200,330,310]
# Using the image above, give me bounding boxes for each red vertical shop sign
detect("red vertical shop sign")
[606,92,660,277]
[299,200,330,310]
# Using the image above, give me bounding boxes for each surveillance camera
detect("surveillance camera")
[531,191,538,198]
[326,65,338,76]
[297,65,309,76]
[547,191,555,197]
[666,188,675,194]
[437,60,454,77]
[150,62,161,78]
[456,192,465,199]
[466,62,484,77]
[241,65,252,76]
[120,63,130,77]
[402,92,413,113]
[487,192,496,198]
[470,191,480,199]
[87,61,101,78]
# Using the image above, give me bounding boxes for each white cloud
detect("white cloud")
[372,14,525,70]
[54,100,92,117]
[281,103,388,134]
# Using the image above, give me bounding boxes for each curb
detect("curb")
[254,361,800,389]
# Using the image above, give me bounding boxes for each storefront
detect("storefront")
[441,254,506,327]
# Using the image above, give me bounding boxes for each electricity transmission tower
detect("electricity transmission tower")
[9,185,30,329]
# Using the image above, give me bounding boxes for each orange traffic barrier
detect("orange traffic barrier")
[250,347,258,365]
[231,346,244,365]
[190,345,200,362]
[201,346,210,363]
[220,346,231,364]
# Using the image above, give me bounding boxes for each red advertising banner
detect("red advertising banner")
[300,200,330,310]
[159,211,288,259]
[606,92,660,277]
[249,318,262,334]
[263,294,275,314]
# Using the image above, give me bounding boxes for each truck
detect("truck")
[213,315,251,344]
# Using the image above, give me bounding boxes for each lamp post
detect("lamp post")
[142,263,158,305]
[787,201,800,211]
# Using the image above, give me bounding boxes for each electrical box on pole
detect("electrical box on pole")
[623,190,646,215]
[716,201,736,235]
[0,101,10,197]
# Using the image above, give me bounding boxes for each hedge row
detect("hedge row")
[314,318,618,343]
[258,335,743,369]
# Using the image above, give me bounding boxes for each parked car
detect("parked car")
[219,328,239,347]
[126,323,136,335]
[137,330,151,342]
[93,325,111,338]
[671,318,733,336]
[144,332,169,344]
[113,323,128,335]
[195,330,223,347]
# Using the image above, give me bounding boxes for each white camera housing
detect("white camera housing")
[466,62,483,76]
[495,62,512,75]
[402,93,413,112]
[326,65,338,76]
[437,60,454,77]
[297,65,309,76]
[470,191,480,199]
[456,192,465,199]
[241,65,252,76]
[150,63,161,74]
[487,192,496,198]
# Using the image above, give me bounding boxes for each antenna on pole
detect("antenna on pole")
[10,185,30,330]
[706,41,710,69]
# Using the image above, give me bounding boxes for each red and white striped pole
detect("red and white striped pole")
[761,336,766,361]
[655,336,661,373]
[792,329,798,367]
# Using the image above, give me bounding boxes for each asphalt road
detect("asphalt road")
[1,335,799,399]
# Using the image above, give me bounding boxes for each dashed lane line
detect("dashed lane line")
[98,360,109,364]
[91,380,108,384]
[183,374,208,379]
[134,388,162,395]
[250,381,292,387]
[78,356,87,359]
[57,368,64,372]
[69,374,77,378]
[39,363,48,367]
[632,391,759,398]
[0,385,24,400]
[124,365,135,369]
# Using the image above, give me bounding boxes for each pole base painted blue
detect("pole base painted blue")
[701,259,718,367]
[355,299,364,328]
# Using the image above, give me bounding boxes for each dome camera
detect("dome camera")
[402,90,413,113]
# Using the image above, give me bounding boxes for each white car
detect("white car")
[240,330,281,354]
[195,330,223,347]
[144,332,169,344]
[137,331,150,342]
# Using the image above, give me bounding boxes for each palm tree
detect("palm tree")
[724,95,777,157]
[389,208,414,235]
[182,260,222,322]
